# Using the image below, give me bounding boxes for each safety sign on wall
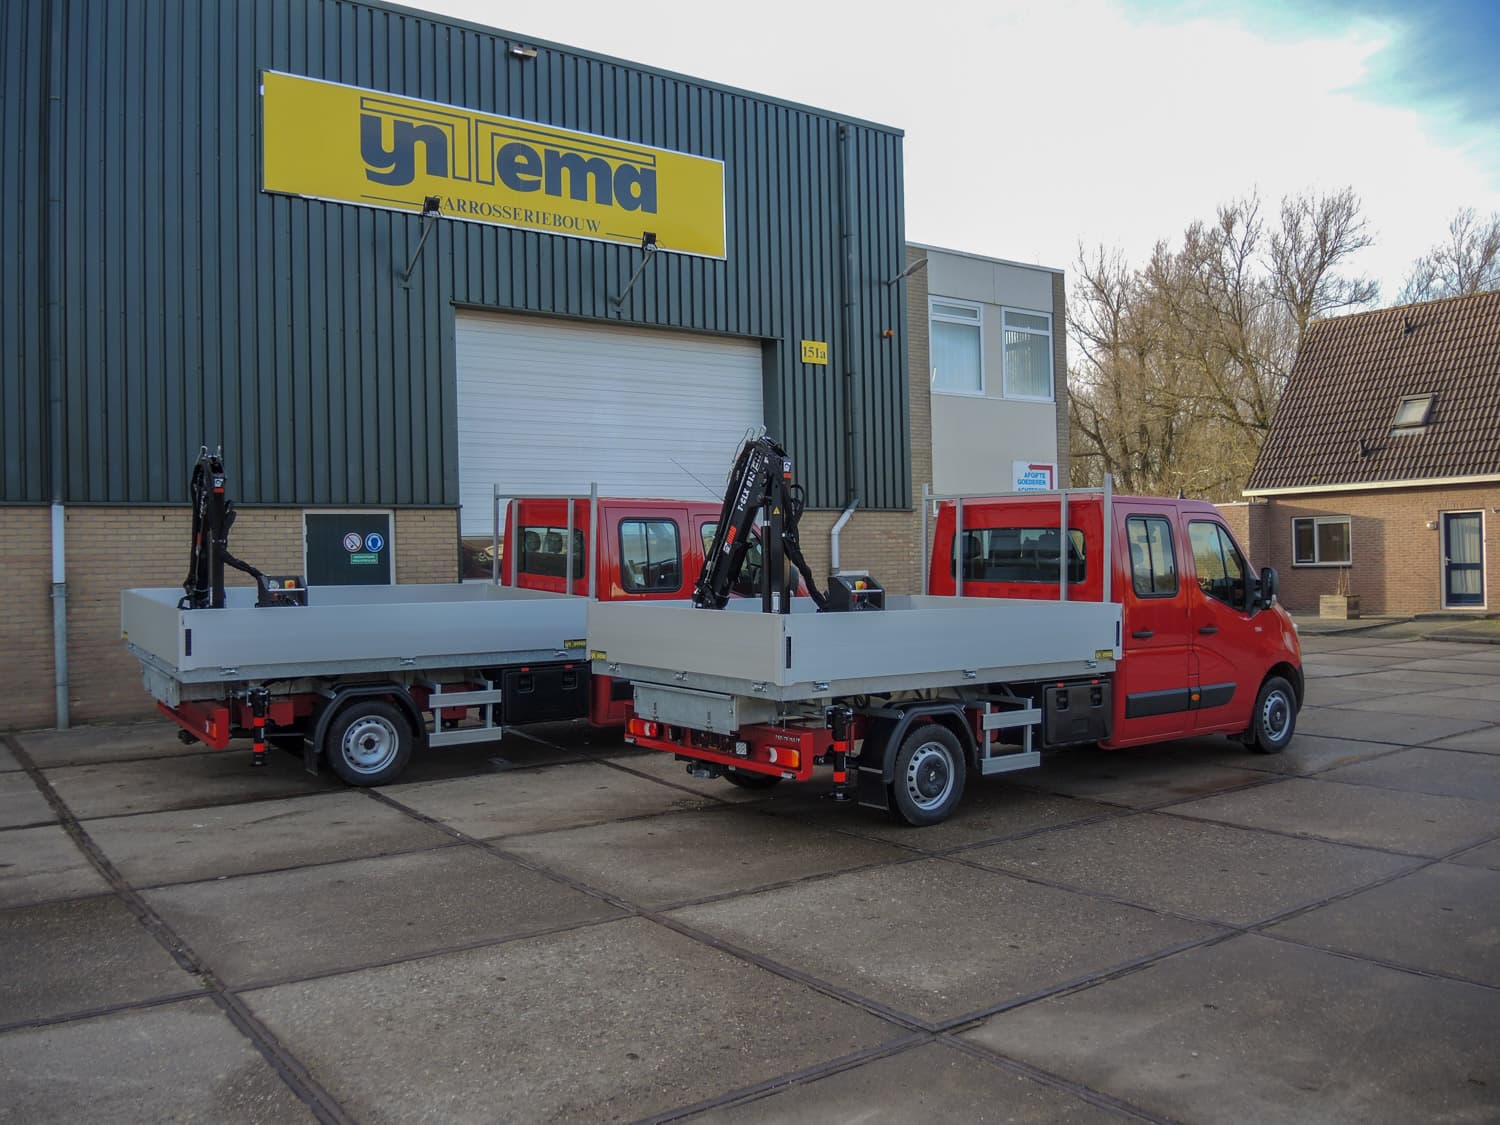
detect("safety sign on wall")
[306,514,393,586]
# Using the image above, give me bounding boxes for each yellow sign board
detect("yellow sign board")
[800,340,829,365]
[261,71,727,259]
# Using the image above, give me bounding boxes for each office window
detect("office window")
[1292,517,1350,566]
[930,299,983,394]
[1002,308,1053,400]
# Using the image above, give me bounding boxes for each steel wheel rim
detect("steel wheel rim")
[342,716,400,773]
[1261,690,1291,743]
[904,742,955,811]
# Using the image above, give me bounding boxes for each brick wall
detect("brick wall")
[3,506,460,730]
[1259,485,1500,615]
[1215,501,1270,570]
[0,508,57,730]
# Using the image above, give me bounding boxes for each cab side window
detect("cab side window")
[621,519,682,593]
[1189,522,1247,609]
[701,523,764,598]
[1127,516,1177,597]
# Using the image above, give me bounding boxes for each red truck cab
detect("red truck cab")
[929,493,1302,752]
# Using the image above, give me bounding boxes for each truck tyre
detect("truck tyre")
[724,768,781,790]
[1249,676,1296,754]
[890,724,966,826]
[324,699,413,785]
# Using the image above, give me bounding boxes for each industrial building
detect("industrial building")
[2,0,1068,730]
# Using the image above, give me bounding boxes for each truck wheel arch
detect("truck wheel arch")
[862,703,978,784]
[309,683,426,771]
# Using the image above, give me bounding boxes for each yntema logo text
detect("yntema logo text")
[262,72,726,258]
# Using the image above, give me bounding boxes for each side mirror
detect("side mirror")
[1257,566,1279,610]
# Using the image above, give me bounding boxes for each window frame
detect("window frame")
[928,297,985,398]
[1390,393,1435,435]
[618,517,683,593]
[1291,516,1352,567]
[518,525,586,580]
[1126,515,1179,599]
[949,526,1087,585]
[1000,306,1054,402]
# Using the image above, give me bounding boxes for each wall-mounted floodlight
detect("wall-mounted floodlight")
[398,196,443,287]
[885,257,929,286]
[509,44,538,59]
[611,231,659,311]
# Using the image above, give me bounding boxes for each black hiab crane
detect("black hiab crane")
[692,433,884,614]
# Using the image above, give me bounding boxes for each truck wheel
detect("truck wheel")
[1249,676,1296,754]
[724,768,781,790]
[325,700,413,785]
[890,724,966,826]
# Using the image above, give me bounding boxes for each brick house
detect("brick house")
[1236,290,1500,616]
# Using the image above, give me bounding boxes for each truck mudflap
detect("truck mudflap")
[852,703,978,813]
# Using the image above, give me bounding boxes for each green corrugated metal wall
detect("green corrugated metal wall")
[1,0,908,510]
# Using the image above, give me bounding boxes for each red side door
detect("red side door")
[1184,517,1261,735]
[1107,506,1196,746]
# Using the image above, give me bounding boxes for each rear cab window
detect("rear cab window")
[1127,516,1178,597]
[951,527,1086,584]
[620,518,682,593]
[520,526,586,580]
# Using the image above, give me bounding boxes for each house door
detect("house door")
[1442,512,1484,608]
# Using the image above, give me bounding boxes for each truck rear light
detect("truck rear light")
[627,718,661,739]
[766,746,800,770]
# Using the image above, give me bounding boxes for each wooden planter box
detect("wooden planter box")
[1319,593,1361,620]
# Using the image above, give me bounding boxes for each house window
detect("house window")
[620,519,681,592]
[1391,394,1435,434]
[1126,516,1178,597]
[1002,309,1053,400]
[930,299,983,394]
[1292,516,1351,566]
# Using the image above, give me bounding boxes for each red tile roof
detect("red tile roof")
[1246,290,1500,492]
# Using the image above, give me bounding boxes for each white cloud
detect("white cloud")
[405,0,1500,301]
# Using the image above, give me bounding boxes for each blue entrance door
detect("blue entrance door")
[1443,512,1484,607]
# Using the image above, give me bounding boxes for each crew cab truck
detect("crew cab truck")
[591,440,1299,827]
[123,452,790,786]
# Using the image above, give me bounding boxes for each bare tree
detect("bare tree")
[1399,207,1500,302]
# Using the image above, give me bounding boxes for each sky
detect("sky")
[404,0,1500,305]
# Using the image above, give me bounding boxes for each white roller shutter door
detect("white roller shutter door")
[455,313,765,535]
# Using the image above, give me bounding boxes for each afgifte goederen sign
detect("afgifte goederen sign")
[261,71,727,259]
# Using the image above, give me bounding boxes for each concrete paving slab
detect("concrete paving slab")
[0,742,20,772]
[1293,706,1489,746]
[1302,658,1421,681]
[504,806,910,909]
[686,1041,1121,1123]
[1268,863,1500,987]
[378,724,627,787]
[42,751,341,820]
[1432,681,1500,701]
[763,782,1123,852]
[1424,726,1500,754]
[1012,744,1266,809]
[598,750,783,803]
[0,824,110,908]
[1320,747,1500,802]
[142,846,621,987]
[1450,837,1500,870]
[1393,655,1500,675]
[245,916,898,1124]
[1299,680,1403,707]
[1331,668,1498,691]
[85,790,456,887]
[0,896,198,1024]
[669,859,1219,1024]
[966,812,1415,926]
[963,934,1500,1125]
[1187,734,1402,777]
[385,760,718,839]
[0,997,312,1123]
[15,721,212,767]
[0,772,55,828]
[1328,692,1500,723]
[1168,777,1500,857]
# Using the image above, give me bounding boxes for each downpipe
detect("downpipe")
[830,497,859,573]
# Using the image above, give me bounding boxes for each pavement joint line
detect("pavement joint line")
[58,788,349,825]
[0,818,64,833]
[0,988,211,1037]
[0,733,358,1125]
[1252,930,1500,995]
[479,795,756,846]
[1147,804,1473,862]
[941,1034,1179,1124]
[634,1033,930,1124]
[123,838,471,894]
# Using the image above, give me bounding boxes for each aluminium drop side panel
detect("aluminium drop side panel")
[122,583,586,683]
[589,597,1120,701]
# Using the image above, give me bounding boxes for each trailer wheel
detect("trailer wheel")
[1249,676,1296,754]
[890,724,966,826]
[723,768,781,790]
[325,700,413,785]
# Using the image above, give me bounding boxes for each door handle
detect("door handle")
[1199,625,1219,635]
[1131,630,1154,639]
